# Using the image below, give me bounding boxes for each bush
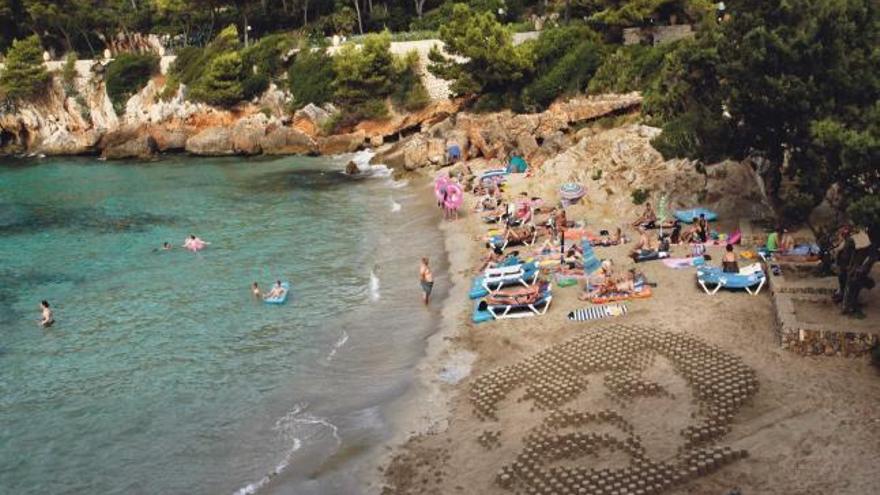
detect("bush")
[391,50,429,112]
[333,32,395,118]
[242,72,269,101]
[189,52,244,107]
[429,4,532,97]
[521,38,604,111]
[588,42,679,94]
[288,48,335,109]
[61,53,77,92]
[0,35,51,102]
[106,53,159,114]
[631,188,650,205]
[241,34,296,78]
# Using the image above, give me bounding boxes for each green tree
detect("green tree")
[652,0,879,273]
[190,51,245,106]
[106,52,159,114]
[332,31,395,119]
[428,3,532,97]
[288,46,335,108]
[0,35,50,102]
[520,25,606,111]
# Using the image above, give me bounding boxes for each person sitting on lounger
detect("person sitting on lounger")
[722,244,740,273]
[632,202,657,228]
[681,218,701,243]
[478,246,507,272]
[779,228,795,252]
[629,227,657,256]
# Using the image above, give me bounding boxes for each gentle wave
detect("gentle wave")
[326,330,350,362]
[232,403,342,495]
[369,269,381,302]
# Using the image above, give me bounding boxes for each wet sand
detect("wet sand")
[376,172,880,495]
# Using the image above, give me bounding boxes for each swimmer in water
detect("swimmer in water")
[39,300,54,327]
[251,282,262,298]
[264,280,285,300]
[162,242,172,250]
[183,234,209,251]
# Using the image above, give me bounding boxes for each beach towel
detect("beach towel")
[568,303,628,321]
[662,256,705,269]
[590,285,653,304]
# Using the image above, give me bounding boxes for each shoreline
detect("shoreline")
[364,178,478,493]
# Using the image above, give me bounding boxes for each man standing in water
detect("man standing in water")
[419,257,434,305]
[39,300,54,327]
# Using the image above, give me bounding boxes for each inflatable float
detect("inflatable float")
[263,282,291,304]
[184,238,207,252]
[674,208,718,223]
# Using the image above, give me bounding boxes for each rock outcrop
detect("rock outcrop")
[186,127,235,156]
[100,128,157,159]
[260,126,316,155]
[370,93,643,173]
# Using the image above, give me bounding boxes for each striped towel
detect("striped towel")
[567,303,628,321]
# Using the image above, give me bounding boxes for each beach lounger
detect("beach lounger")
[472,290,552,323]
[696,263,766,295]
[469,262,539,299]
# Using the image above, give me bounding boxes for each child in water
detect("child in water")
[251,282,262,298]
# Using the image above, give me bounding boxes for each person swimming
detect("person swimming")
[162,242,172,250]
[183,234,209,251]
[264,280,285,300]
[251,282,262,298]
[39,300,54,328]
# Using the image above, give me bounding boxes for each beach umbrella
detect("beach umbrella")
[559,182,585,206]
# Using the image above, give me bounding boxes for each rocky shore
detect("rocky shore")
[0,58,643,168]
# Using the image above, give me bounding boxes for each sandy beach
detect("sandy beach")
[376,172,880,495]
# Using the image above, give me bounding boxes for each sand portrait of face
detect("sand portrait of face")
[469,325,758,494]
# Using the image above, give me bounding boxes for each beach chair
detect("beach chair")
[696,263,766,295]
[469,262,540,299]
[483,290,552,320]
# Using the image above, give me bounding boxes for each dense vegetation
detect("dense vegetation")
[0,35,50,102]
[106,53,160,113]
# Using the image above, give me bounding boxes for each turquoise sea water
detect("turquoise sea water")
[0,155,446,494]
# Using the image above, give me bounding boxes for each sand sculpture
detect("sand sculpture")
[468,324,759,494]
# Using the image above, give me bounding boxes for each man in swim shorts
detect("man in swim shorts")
[420,257,434,305]
[39,300,54,327]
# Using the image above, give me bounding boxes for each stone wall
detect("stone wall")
[768,264,878,357]
[623,25,694,46]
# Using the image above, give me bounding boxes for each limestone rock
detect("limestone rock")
[149,127,188,152]
[317,130,365,155]
[101,129,157,159]
[260,126,317,155]
[186,127,235,156]
[293,103,334,137]
[232,114,269,155]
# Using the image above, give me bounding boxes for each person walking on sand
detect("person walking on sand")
[419,257,434,305]
[39,300,54,328]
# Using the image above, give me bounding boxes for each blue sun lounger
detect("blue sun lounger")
[696,263,765,295]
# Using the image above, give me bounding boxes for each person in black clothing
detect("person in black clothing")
[833,226,855,303]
